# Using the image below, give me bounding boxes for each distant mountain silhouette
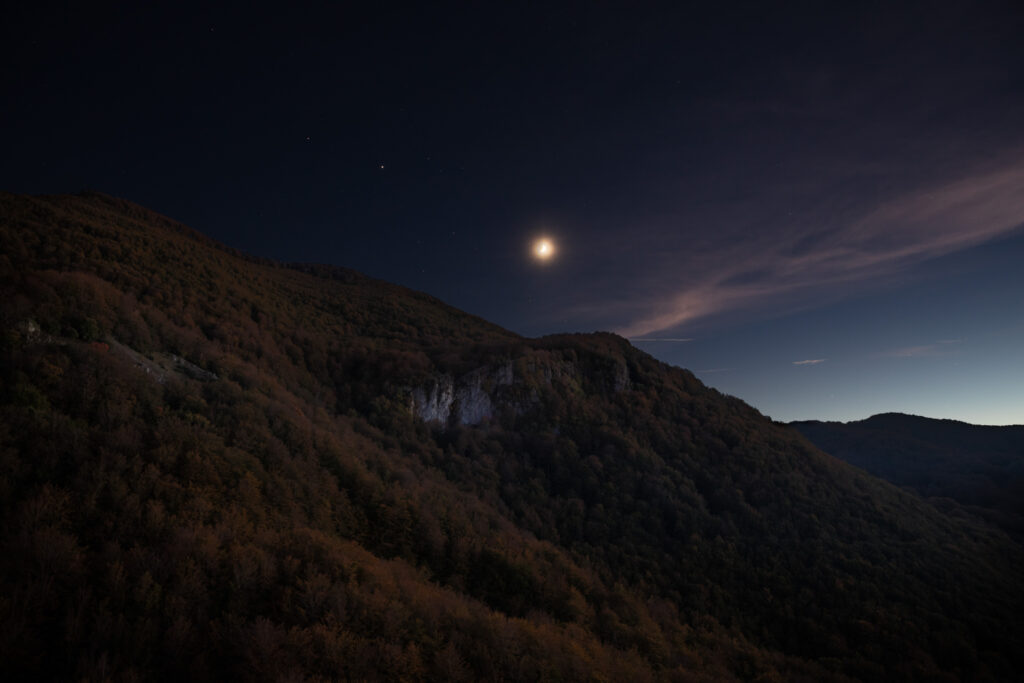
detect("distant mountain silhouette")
[793,413,1024,539]
[2,191,1023,681]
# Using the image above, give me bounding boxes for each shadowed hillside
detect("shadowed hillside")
[793,413,1024,539]
[2,192,1023,681]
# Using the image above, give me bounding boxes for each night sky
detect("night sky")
[4,1,1024,424]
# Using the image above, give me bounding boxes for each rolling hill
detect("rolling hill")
[793,413,1024,540]
[2,191,1022,681]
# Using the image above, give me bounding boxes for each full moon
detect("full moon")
[533,238,556,261]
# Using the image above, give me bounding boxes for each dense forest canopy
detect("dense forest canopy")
[2,192,1022,681]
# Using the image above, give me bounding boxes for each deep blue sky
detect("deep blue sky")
[4,1,1023,424]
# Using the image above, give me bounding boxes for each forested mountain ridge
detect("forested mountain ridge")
[793,413,1024,539]
[2,191,1023,681]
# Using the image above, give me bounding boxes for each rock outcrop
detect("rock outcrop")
[409,354,630,427]
[410,361,514,425]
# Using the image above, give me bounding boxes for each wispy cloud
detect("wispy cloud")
[629,337,693,342]
[792,359,826,365]
[876,339,961,358]
[615,159,1024,337]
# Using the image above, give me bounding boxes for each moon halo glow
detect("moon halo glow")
[532,238,556,262]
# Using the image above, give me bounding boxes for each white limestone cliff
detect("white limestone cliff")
[409,356,629,427]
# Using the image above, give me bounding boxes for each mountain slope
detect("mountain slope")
[793,413,1024,539]
[2,192,1023,681]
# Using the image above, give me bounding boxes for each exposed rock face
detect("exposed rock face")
[409,356,630,427]
[162,352,219,382]
[410,361,514,426]
[452,369,495,425]
[611,359,630,393]
[15,319,42,342]
[410,375,457,423]
[108,338,218,385]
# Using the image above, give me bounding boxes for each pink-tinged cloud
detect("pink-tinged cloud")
[616,160,1024,337]
[792,359,826,365]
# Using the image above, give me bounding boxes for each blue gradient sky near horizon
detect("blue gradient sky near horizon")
[638,228,1024,425]
[3,2,1023,424]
